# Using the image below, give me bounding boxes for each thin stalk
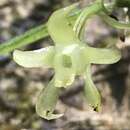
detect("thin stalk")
[100,12,130,29]
[0,24,48,55]
[73,2,103,38]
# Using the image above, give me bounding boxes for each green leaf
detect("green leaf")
[13,46,55,68]
[36,78,63,120]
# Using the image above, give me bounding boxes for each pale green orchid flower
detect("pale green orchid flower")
[13,3,121,120]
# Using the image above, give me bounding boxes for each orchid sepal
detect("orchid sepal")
[13,46,55,68]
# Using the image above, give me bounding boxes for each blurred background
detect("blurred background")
[0,0,130,130]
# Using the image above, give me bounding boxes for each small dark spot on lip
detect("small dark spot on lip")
[109,14,126,42]
[109,14,118,21]
[93,107,97,111]
[92,106,98,112]
[120,35,126,42]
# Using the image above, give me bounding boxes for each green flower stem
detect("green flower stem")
[100,12,130,29]
[0,24,48,55]
[96,0,116,14]
[73,2,115,39]
[73,2,103,38]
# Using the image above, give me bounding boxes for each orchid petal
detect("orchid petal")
[84,65,101,112]
[13,46,55,68]
[84,46,121,64]
[36,78,63,120]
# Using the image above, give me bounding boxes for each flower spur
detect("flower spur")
[13,4,121,120]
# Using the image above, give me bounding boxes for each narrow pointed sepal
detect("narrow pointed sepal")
[84,65,101,112]
[36,78,63,120]
[13,46,55,68]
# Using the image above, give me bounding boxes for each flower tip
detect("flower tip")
[36,108,64,120]
[92,104,101,112]
[13,50,31,67]
[44,113,64,120]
